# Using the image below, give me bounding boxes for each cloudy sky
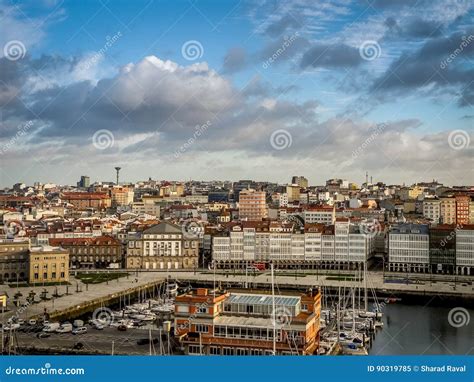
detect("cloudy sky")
[0,0,473,188]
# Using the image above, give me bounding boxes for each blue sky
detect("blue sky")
[0,0,473,187]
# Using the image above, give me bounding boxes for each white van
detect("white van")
[56,323,73,333]
[43,322,60,332]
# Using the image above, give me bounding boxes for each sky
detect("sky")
[0,0,473,188]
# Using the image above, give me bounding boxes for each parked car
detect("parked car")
[117,325,127,331]
[28,319,37,326]
[93,323,104,330]
[72,326,87,335]
[37,332,51,339]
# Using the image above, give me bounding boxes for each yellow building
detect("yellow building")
[29,246,69,284]
[286,184,301,202]
[440,197,456,224]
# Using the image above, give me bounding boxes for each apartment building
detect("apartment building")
[61,192,111,210]
[429,225,456,274]
[238,189,267,221]
[131,201,161,217]
[455,195,470,225]
[291,176,309,189]
[49,235,122,269]
[440,197,456,224]
[422,198,440,223]
[174,288,321,356]
[456,226,474,276]
[0,239,30,283]
[286,184,300,202]
[28,246,69,284]
[111,186,134,207]
[303,207,335,225]
[388,224,429,273]
[212,220,375,269]
[126,222,198,270]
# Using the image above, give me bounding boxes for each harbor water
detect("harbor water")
[370,303,473,355]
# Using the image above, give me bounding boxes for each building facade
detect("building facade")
[0,239,30,283]
[174,288,321,356]
[49,236,122,269]
[388,224,429,272]
[212,220,375,269]
[126,222,199,269]
[29,246,69,284]
[238,189,268,221]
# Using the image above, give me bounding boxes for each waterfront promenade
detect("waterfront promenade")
[1,269,472,322]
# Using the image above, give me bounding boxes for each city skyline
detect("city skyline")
[0,0,473,188]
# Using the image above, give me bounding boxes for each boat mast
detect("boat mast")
[271,262,276,356]
[364,260,368,312]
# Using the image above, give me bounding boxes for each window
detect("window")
[188,345,201,354]
[195,324,209,333]
[210,346,221,355]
